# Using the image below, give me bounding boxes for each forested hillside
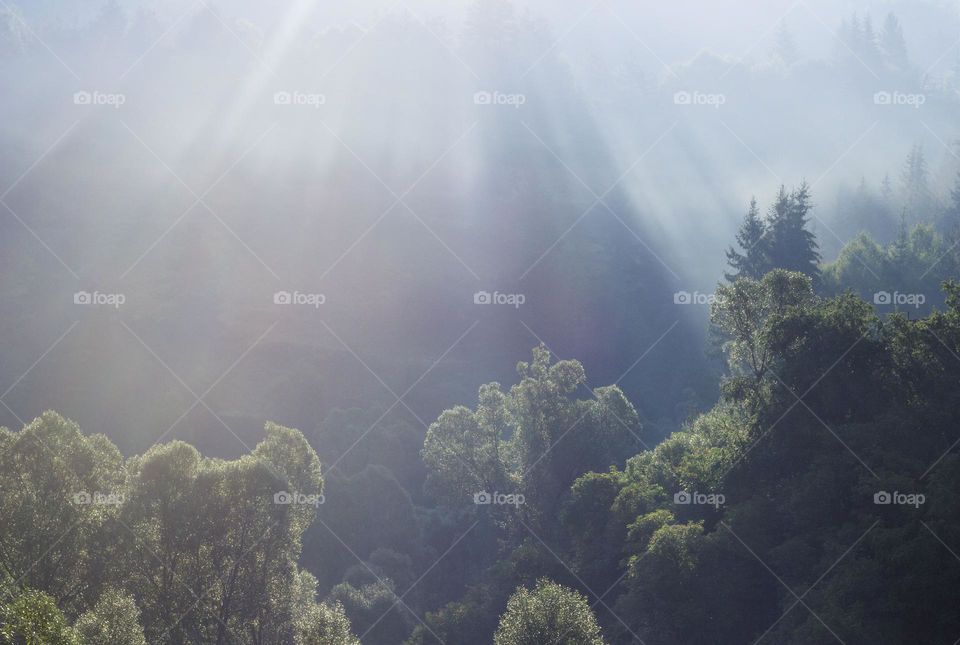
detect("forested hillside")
[2,0,960,643]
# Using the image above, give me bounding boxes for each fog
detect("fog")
[4,2,960,643]
[1,0,958,452]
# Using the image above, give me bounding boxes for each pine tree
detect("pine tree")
[880,13,908,71]
[774,22,799,67]
[901,144,934,220]
[880,173,894,204]
[765,183,821,284]
[862,15,881,64]
[943,172,960,243]
[726,197,769,281]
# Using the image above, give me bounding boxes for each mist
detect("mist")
[1,1,959,643]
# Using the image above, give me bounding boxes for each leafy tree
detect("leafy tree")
[291,571,360,645]
[493,579,604,645]
[118,423,322,642]
[422,346,640,528]
[73,588,147,645]
[0,588,80,645]
[711,270,816,395]
[328,578,411,645]
[295,601,360,645]
[0,412,124,612]
[821,224,956,312]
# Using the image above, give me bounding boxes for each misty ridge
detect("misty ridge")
[1,0,960,643]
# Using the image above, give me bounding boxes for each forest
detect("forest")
[2,0,960,643]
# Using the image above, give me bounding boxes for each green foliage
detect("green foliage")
[328,578,411,645]
[422,345,640,526]
[0,588,80,645]
[493,579,604,645]
[74,589,147,645]
[822,224,957,311]
[0,414,341,645]
[725,197,768,280]
[291,571,361,645]
[557,282,960,643]
[0,411,125,612]
[712,270,816,391]
[726,185,821,285]
[295,601,360,645]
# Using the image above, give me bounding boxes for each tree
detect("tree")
[861,15,882,64]
[328,578,411,645]
[295,601,360,645]
[773,22,799,67]
[291,571,360,645]
[765,183,821,284]
[0,588,80,645]
[712,270,816,397]
[74,589,147,645]
[119,423,322,642]
[493,579,604,645]
[901,144,934,220]
[0,412,125,613]
[942,172,960,242]
[725,197,769,281]
[880,13,908,71]
[422,346,640,527]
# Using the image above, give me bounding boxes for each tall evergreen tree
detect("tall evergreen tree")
[725,197,769,281]
[773,22,799,67]
[943,172,960,245]
[880,173,894,203]
[861,15,881,64]
[901,144,934,220]
[880,13,908,71]
[765,183,821,284]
